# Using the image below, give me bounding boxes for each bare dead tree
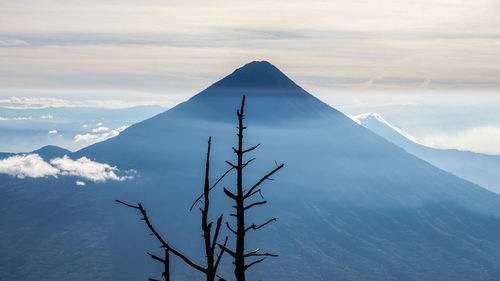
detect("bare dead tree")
[116,137,228,281]
[219,95,284,281]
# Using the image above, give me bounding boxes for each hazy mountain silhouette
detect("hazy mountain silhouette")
[2,61,500,281]
[0,145,70,160]
[355,112,500,194]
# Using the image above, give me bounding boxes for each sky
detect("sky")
[0,0,499,153]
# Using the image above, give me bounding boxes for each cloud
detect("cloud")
[48,130,58,134]
[0,39,29,46]
[92,126,109,133]
[75,125,129,144]
[0,97,73,109]
[95,122,103,126]
[419,126,500,155]
[40,114,53,119]
[75,180,86,186]
[0,154,59,178]
[12,116,32,120]
[0,153,135,181]
[50,155,133,182]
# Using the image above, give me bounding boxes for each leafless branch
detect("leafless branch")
[244,258,266,271]
[217,243,236,258]
[242,144,260,154]
[214,236,228,272]
[115,199,140,209]
[244,163,284,198]
[115,200,206,274]
[190,167,234,211]
[245,218,277,232]
[226,222,237,234]
[225,160,237,169]
[147,252,166,263]
[244,200,267,211]
[211,215,223,251]
[224,187,237,200]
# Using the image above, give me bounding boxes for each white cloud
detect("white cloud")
[40,114,53,119]
[75,125,129,144]
[48,130,58,134]
[95,122,103,127]
[0,153,135,182]
[0,117,8,121]
[92,126,109,133]
[0,154,59,179]
[76,180,86,186]
[50,155,133,182]
[419,126,500,155]
[12,116,32,120]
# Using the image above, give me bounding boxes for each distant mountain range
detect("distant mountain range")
[353,112,500,194]
[0,145,70,160]
[0,105,166,152]
[1,61,500,281]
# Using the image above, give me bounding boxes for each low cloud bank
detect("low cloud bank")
[0,154,59,179]
[51,155,133,182]
[0,154,135,182]
[419,126,500,155]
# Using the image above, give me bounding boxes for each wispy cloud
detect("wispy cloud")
[92,126,109,133]
[75,125,129,144]
[0,97,74,109]
[0,39,29,47]
[48,130,57,134]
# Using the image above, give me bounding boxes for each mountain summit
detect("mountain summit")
[209,61,300,90]
[192,61,311,101]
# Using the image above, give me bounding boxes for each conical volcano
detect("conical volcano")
[3,61,500,281]
[207,61,301,91]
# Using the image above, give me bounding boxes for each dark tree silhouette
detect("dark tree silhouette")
[116,137,228,281]
[219,95,284,281]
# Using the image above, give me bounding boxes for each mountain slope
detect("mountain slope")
[2,61,500,281]
[354,112,500,194]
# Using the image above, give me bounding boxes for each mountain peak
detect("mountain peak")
[207,61,300,90]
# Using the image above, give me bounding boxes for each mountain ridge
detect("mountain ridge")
[354,112,500,194]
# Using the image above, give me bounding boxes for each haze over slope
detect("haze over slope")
[2,61,500,281]
[354,112,500,194]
